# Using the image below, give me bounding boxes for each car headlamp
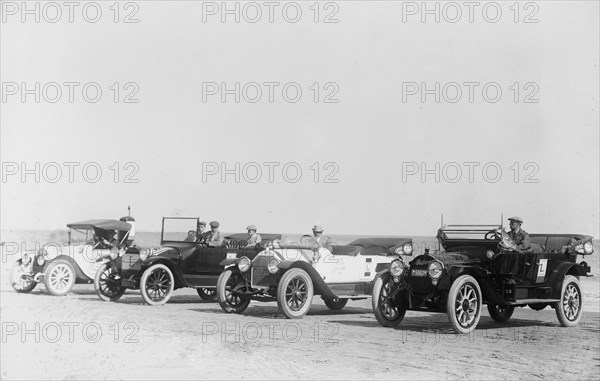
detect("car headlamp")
[267,258,280,274]
[36,254,45,266]
[403,243,413,255]
[390,259,405,277]
[428,261,444,280]
[238,256,251,272]
[584,242,594,254]
[139,249,149,261]
[22,253,31,265]
[486,250,495,259]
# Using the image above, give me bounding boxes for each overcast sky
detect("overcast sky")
[1,1,598,236]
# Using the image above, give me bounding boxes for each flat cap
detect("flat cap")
[508,216,523,223]
[246,225,257,231]
[209,221,220,228]
[312,225,324,232]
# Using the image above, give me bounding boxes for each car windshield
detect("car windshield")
[70,228,94,245]
[162,218,198,242]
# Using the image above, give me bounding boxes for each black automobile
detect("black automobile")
[93,217,281,305]
[372,220,594,334]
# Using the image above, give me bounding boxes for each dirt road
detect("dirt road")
[1,282,599,380]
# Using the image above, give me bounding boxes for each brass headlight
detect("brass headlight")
[268,258,280,274]
[584,242,594,254]
[403,243,413,255]
[22,253,31,265]
[139,249,149,261]
[390,259,405,277]
[238,256,251,272]
[428,261,444,284]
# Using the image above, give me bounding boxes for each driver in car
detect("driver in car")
[507,216,531,253]
[204,221,225,247]
[245,225,262,247]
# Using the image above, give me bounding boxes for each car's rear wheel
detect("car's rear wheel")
[324,298,348,311]
[216,269,251,313]
[140,264,174,306]
[44,260,75,296]
[555,275,583,327]
[487,304,515,322]
[197,287,217,301]
[277,268,314,319]
[447,275,482,334]
[94,262,126,302]
[372,272,406,327]
[10,260,37,293]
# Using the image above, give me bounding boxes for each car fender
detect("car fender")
[47,255,87,280]
[142,256,187,289]
[219,258,238,267]
[438,265,504,304]
[285,261,336,300]
[548,262,587,298]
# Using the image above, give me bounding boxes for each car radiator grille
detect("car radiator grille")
[121,253,141,271]
[251,256,276,287]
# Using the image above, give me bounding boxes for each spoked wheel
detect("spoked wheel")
[44,260,75,296]
[197,287,217,301]
[555,275,583,327]
[277,268,314,319]
[10,260,37,293]
[140,264,174,306]
[94,262,126,302]
[447,275,482,334]
[487,304,515,322]
[372,273,406,327]
[216,269,251,313]
[324,298,348,311]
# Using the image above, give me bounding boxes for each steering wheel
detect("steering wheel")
[485,229,501,240]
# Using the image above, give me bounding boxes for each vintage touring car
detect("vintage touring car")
[10,217,135,296]
[216,236,413,318]
[94,217,282,305]
[372,221,594,334]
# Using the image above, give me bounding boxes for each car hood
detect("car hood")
[410,249,485,267]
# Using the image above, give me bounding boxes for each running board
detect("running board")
[507,298,560,305]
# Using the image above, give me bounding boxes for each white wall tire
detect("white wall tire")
[446,275,482,334]
[10,260,37,293]
[555,275,583,327]
[277,268,314,319]
[94,263,126,302]
[140,264,174,306]
[372,273,406,327]
[44,260,75,296]
[216,269,251,313]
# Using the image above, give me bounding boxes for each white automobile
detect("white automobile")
[11,218,135,296]
[216,236,413,318]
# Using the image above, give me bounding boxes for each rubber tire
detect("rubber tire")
[44,260,76,296]
[94,262,126,302]
[555,275,583,327]
[216,269,251,313]
[197,288,217,301]
[140,264,174,306]
[446,275,482,334]
[372,272,406,328]
[487,304,515,322]
[324,298,348,311]
[10,260,37,293]
[277,268,314,319]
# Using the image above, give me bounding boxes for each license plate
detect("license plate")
[411,269,427,277]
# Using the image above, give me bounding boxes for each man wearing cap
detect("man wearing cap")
[195,221,207,244]
[245,225,262,248]
[203,221,225,247]
[306,225,333,252]
[507,217,531,253]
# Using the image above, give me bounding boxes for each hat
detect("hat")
[508,216,523,224]
[246,225,257,231]
[312,225,324,232]
[209,221,220,228]
[198,221,207,227]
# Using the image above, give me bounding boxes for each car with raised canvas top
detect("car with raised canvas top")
[371,219,594,334]
[94,216,281,305]
[216,236,413,318]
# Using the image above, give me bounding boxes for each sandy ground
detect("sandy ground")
[1,278,599,380]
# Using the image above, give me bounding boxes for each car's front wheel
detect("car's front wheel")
[372,272,406,327]
[94,262,126,302]
[277,268,314,319]
[197,288,217,301]
[487,304,515,322]
[140,264,174,306]
[10,260,37,293]
[216,269,251,313]
[447,275,482,334]
[324,298,348,311]
[555,275,583,327]
[44,260,75,296]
